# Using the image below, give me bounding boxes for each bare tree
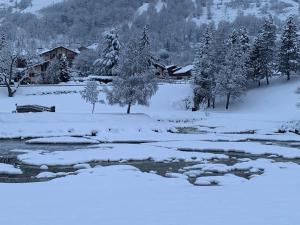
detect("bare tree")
[0,41,29,97]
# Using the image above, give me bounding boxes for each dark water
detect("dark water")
[0,138,299,186]
[0,139,265,185]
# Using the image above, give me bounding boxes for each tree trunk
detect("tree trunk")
[226,93,231,110]
[212,98,215,109]
[7,85,14,98]
[266,74,269,85]
[92,103,95,114]
[127,103,132,114]
[287,72,290,81]
[193,94,201,111]
[258,80,261,87]
[207,98,211,108]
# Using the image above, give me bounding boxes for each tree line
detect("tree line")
[192,16,300,110]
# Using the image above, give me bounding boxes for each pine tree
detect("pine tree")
[215,30,247,110]
[81,80,100,114]
[59,54,70,82]
[0,33,5,50]
[239,27,250,54]
[261,15,277,84]
[94,28,121,76]
[106,32,158,114]
[193,26,215,111]
[279,17,299,81]
[247,35,266,86]
[139,25,152,68]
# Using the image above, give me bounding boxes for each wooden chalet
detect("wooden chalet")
[40,46,79,66]
[171,65,193,79]
[20,61,50,84]
[153,61,193,79]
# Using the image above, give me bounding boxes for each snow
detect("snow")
[148,140,300,159]
[1,162,300,225]
[0,163,22,175]
[86,43,99,50]
[26,136,100,144]
[136,3,150,16]
[190,0,299,27]
[36,171,68,179]
[0,0,64,13]
[23,0,63,13]
[1,75,300,225]
[195,174,247,186]
[155,0,166,13]
[17,144,228,166]
[173,65,193,74]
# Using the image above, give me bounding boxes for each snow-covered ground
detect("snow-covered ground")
[1,77,300,225]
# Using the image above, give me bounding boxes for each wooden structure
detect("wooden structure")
[40,46,79,66]
[153,61,193,79]
[23,61,50,84]
[171,65,193,79]
[15,104,55,113]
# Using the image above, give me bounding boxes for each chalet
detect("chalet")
[20,61,50,84]
[171,65,193,79]
[153,62,167,77]
[152,61,193,79]
[40,46,79,66]
[165,65,181,75]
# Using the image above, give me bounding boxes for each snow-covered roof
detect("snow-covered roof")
[40,46,80,55]
[173,65,193,75]
[86,43,99,50]
[165,65,177,69]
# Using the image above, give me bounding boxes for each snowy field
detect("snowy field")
[1,77,300,225]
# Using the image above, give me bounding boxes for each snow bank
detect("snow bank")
[0,163,22,175]
[17,144,228,166]
[0,162,300,225]
[149,140,300,158]
[26,137,100,145]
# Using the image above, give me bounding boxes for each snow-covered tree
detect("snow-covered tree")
[192,26,215,111]
[261,15,277,84]
[239,27,251,54]
[94,28,121,76]
[247,16,276,86]
[74,49,98,76]
[0,37,29,97]
[106,33,158,114]
[279,17,299,81]
[81,80,100,114]
[139,25,152,68]
[59,54,70,82]
[42,59,60,84]
[247,34,266,86]
[215,30,248,109]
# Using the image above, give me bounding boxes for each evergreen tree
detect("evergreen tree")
[193,26,215,111]
[261,15,277,84]
[239,27,251,54]
[59,54,70,82]
[139,25,152,68]
[94,28,121,76]
[106,32,158,114]
[247,34,266,86]
[215,30,247,109]
[279,17,299,80]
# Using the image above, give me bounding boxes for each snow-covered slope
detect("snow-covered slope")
[191,0,299,25]
[136,0,299,26]
[0,0,63,13]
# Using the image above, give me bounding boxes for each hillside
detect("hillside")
[0,0,63,13]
